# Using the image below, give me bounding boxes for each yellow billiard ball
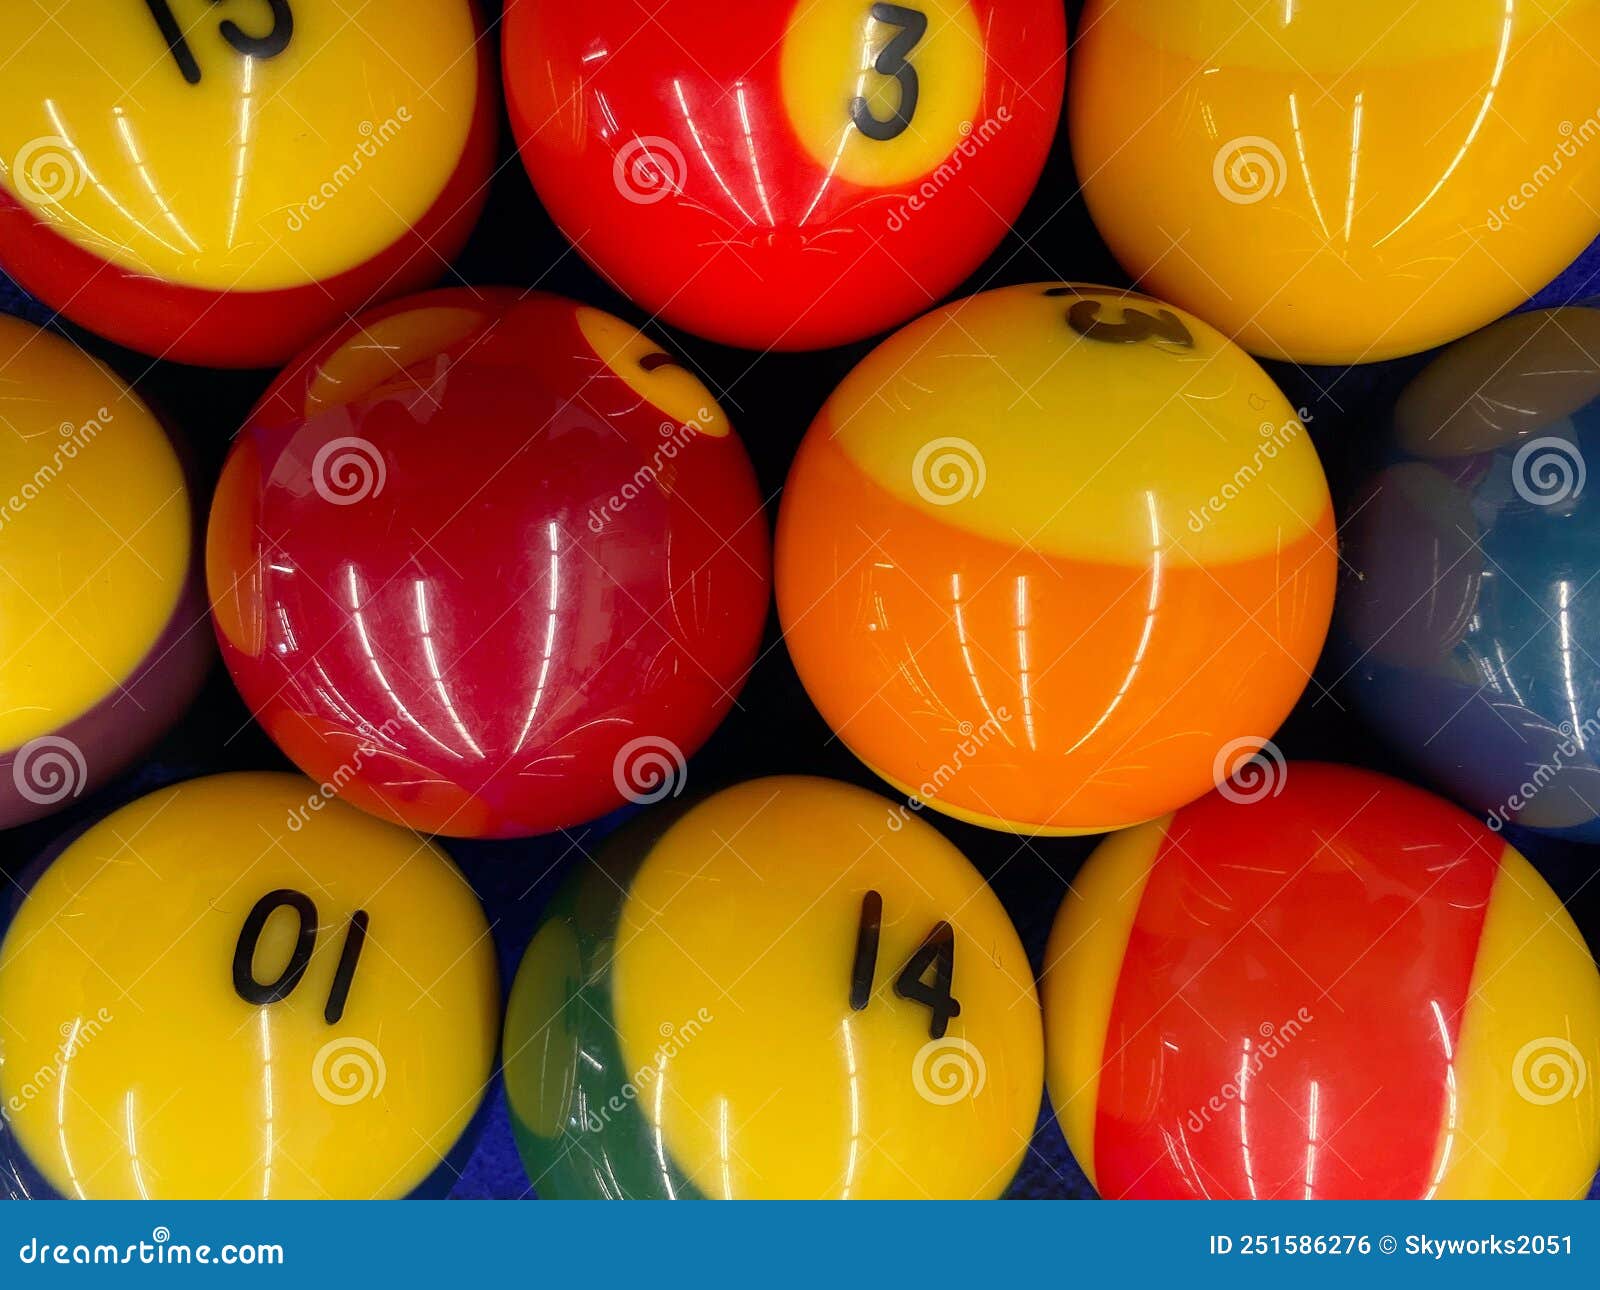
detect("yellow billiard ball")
[0,773,499,1199]
[1072,0,1600,363]
[504,777,1044,1198]
[0,316,209,829]
[0,0,494,366]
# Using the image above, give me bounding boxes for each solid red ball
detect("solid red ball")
[206,290,771,838]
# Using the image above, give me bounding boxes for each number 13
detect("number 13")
[144,0,295,86]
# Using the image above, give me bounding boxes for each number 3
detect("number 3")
[850,4,928,143]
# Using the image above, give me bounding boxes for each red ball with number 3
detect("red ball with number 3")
[503,0,1066,351]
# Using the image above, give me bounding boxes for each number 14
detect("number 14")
[849,889,962,1039]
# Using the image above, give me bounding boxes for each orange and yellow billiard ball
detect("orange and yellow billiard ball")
[503,0,1066,351]
[0,316,209,829]
[0,0,494,367]
[0,773,499,1199]
[503,776,1043,1199]
[1043,762,1600,1200]
[776,284,1337,836]
[1071,0,1600,364]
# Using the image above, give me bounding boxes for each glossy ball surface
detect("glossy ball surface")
[504,776,1044,1199]
[1340,304,1600,839]
[1043,762,1600,1200]
[0,0,494,367]
[1071,0,1600,364]
[776,283,1336,835]
[0,773,499,1199]
[0,317,209,828]
[207,290,770,839]
[503,0,1066,350]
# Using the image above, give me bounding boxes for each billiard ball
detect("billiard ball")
[1339,303,1600,839]
[1043,762,1600,1199]
[776,283,1337,835]
[0,0,493,367]
[0,316,209,829]
[207,289,770,839]
[0,773,499,1199]
[1071,1,1600,364]
[502,0,1066,351]
[503,776,1043,1199]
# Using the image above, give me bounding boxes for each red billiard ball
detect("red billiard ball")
[0,1,494,368]
[503,0,1066,351]
[206,289,771,838]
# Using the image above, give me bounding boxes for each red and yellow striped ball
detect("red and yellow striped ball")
[776,283,1337,835]
[1043,762,1600,1199]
